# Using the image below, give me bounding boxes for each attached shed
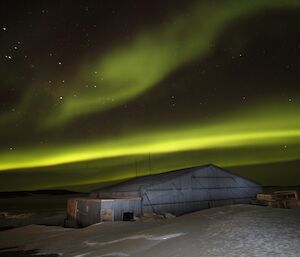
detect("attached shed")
[90,164,262,216]
[67,197,141,226]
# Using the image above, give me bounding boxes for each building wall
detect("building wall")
[74,198,102,227]
[100,198,142,221]
[88,165,262,220]
[67,198,142,226]
[141,166,262,215]
[67,198,78,220]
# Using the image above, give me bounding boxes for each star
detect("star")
[0,0,299,192]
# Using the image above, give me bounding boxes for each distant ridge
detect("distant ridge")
[0,189,80,198]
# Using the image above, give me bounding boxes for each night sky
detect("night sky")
[0,0,300,191]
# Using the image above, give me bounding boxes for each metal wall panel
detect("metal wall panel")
[142,165,262,215]
[76,199,101,227]
[91,165,262,217]
[100,199,142,221]
[67,198,78,220]
[113,199,142,220]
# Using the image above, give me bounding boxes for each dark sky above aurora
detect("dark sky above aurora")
[0,0,300,191]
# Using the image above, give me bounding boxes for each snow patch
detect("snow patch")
[146,233,186,240]
[98,252,129,257]
[73,253,90,257]
[83,241,98,246]
[95,233,186,246]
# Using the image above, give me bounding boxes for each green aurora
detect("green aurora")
[1,101,299,170]
[0,0,300,191]
[44,0,300,126]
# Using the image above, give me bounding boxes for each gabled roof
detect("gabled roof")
[92,164,259,193]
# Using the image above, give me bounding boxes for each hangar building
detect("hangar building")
[67,164,262,226]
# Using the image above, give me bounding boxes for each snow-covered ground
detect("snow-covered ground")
[0,205,299,257]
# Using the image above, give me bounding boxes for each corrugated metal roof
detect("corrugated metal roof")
[93,165,207,193]
[92,164,258,193]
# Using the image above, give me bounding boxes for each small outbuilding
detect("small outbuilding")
[66,197,141,227]
[67,164,262,226]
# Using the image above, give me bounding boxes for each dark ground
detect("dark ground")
[0,190,87,231]
[0,247,58,257]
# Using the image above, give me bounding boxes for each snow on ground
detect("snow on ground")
[0,204,299,257]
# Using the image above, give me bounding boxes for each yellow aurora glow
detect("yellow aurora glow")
[1,102,299,171]
[0,1,300,192]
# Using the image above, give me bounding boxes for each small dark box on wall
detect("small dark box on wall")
[123,212,134,221]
